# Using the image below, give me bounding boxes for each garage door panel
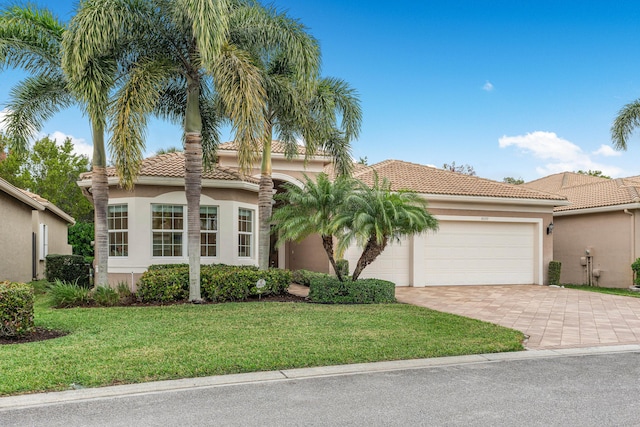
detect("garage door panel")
[424,221,536,286]
[344,239,410,285]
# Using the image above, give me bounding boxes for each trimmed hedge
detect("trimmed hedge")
[45,254,91,288]
[548,261,562,286]
[136,264,291,303]
[309,275,396,304]
[292,269,331,287]
[0,281,35,337]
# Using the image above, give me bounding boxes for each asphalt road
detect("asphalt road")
[3,351,640,426]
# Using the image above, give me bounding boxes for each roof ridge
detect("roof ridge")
[620,179,640,202]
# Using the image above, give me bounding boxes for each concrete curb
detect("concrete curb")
[2,344,639,411]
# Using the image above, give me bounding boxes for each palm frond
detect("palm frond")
[611,100,640,151]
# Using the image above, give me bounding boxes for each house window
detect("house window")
[238,208,253,258]
[108,205,128,257]
[152,204,183,257]
[200,206,218,257]
[39,223,48,261]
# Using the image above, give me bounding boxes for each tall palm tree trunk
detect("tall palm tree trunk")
[185,78,203,302]
[258,136,273,270]
[91,123,109,287]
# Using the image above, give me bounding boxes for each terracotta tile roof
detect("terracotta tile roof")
[218,140,329,157]
[323,162,369,178]
[80,153,259,184]
[351,159,566,200]
[523,172,609,194]
[17,188,49,204]
[523,172,640,212]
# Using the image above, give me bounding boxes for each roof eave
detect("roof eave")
[554,202,640,216]
[0,179,45,211]
[78,176,260,192]
[422,193,569,207]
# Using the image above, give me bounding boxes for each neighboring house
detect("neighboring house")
[78,145,567,288]
[0,177,75,283]
[341,160,567,286]
[524,172,640,288]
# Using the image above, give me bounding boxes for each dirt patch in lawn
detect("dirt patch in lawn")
[0,328,68,345]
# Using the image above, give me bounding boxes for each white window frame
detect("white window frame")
[151,204,184,257]
[39,223,48,261]
[200,205,218,257]
[108,204,129,257]
[238,208,253,258]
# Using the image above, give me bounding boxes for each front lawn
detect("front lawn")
[564,284,640,298]
[0,296,524,396]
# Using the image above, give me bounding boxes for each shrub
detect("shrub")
[92,286,120,307]
[45,254,91,288]
[48,279,91,308]
[136,265,190,302]
[548,261,562,286]
[201,266,291,302]
[632,258,640,287]
[0,281,35,338]
[136,264,291,303]
[335,259,349,279]
[68,221,94,262]
[292,269,330,287]
[309,275,396,304]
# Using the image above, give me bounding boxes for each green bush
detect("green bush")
[0,281,35,338]
[632,258,640,287]
[201,266,291,302]
[292,269,330,287]
[309,275,396,304]
[548,261,562,286]
[136,266,190,302]
[136,264,290,303]
[335,259,349,279]
[92,286,120,307]
[48,279,91,308]
[68,221,94,262]
[45,254,91,288]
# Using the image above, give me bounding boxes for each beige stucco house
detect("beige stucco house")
[0,177,75,283]
[525,172,640,288]
[78,143,567,288]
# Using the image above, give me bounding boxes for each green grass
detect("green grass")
[0,296,523,396]
[564,284,640,298]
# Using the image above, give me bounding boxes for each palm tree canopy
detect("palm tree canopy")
[0,5,72,154]
[336,173,439,254]
[611,100,640,151]
[272,173,354,246]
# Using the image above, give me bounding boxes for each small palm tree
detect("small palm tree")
[337,174,439,281]
[612,100,640,150]
[272,173,354,281]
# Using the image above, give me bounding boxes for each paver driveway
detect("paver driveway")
[395,285,640,349]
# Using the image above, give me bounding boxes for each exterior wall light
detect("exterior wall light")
[547,222,554,235]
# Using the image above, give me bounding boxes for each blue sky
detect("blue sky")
[3,0,640,181]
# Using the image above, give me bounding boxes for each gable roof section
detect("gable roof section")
[523,171,640,213]
[352,160,566,202]
[0,177,75,224]
[80,152,259,184]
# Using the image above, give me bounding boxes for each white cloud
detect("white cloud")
[47,131,93,159]
[482,81,494,92]
[592,144,622,157]
[499,131,623,177]
[0,109,8,133]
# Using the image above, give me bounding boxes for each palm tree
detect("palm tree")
[253,72,362,270]
[0,4,115,286]
[337,174,439,281]
[611,100,640,150]
[66,0,320,300]
[271,173,354,280]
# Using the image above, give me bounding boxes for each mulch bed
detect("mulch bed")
[1,292,308,346]
[0,328,68,345]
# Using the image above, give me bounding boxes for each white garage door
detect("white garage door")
[343,237,411,285]
[423,221,535,285]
